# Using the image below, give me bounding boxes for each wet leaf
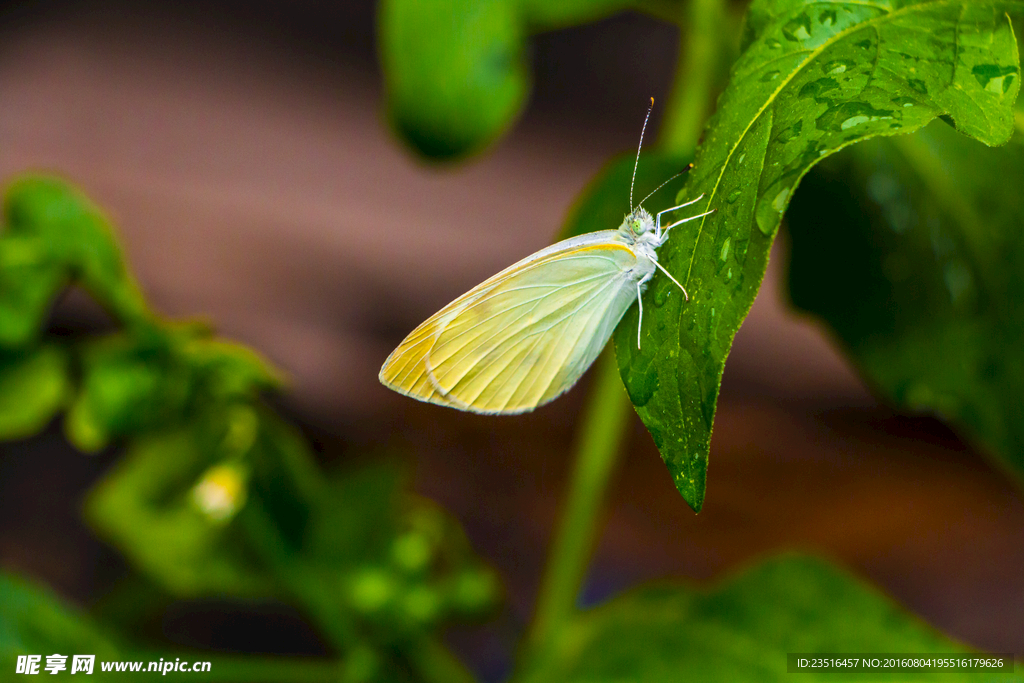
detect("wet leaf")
[519,554,1021,682]
[0,345,68,440]
[788,119,1024,484]
[615,0,1021,510]
[379,0,528,159]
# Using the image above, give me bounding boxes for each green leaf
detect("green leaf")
[0,234,66,348]
[379,0,528,159]
[66,323,281,452]
[787,119,1024,483]
[84,419,275,598]
[518,554,1022,682]
[0,572,343,682]
[2,176,149,330]
[615,0,1021,510]
[0,573,121,677]
[0,345,68,440]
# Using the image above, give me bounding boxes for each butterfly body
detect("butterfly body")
[378,206,679,415]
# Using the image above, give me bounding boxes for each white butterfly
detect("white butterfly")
[379,101,711,414]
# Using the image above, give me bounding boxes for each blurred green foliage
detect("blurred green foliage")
[518,555,1023,682]
[0,175,499,682]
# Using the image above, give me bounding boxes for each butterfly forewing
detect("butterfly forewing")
[379,232,642,414]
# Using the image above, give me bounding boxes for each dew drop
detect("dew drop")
[841,115,870,130]
[772,188,790,211]
[782,14,812,41]
[726,189,742,204]
[720,237,731,262]
[824,58,854,75]
[653,287,670,307]
[760,70,781,82]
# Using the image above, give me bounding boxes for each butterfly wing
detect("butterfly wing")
[379,231,644,414]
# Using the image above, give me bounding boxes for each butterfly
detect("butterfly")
[379,99,712,414]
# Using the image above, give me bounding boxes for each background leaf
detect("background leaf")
[518,554,1021,682]
[0,345,68,440]
[84,420,275,598]
[0,573,121,680]
[1,176,149,334]
[787,118,1024,484]
[66,323,281,452]
[378,0,528,160]
[615,0,1021,510]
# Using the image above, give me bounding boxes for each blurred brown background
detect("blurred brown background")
[0,1,1020,678]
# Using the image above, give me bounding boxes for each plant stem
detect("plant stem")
[659,0,725,157]
[521,349,632,662]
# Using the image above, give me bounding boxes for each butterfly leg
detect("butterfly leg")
[653,260,689,300]
[636,280,644,349]
[661,209,716,237]
[655,193,706,233]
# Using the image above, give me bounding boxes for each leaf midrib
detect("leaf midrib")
[682,0,961,284]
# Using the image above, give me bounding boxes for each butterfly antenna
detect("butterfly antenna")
[637,163,693,209]
[630,97,655,212]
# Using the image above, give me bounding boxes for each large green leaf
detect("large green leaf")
[518,554,1021,682]
[614,0,1021,510]
[787,118,1024,483]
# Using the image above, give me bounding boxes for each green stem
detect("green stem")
[659,0,725,156]
[521,350,632,663]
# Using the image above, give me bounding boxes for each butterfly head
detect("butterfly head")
[621,207,656,239]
